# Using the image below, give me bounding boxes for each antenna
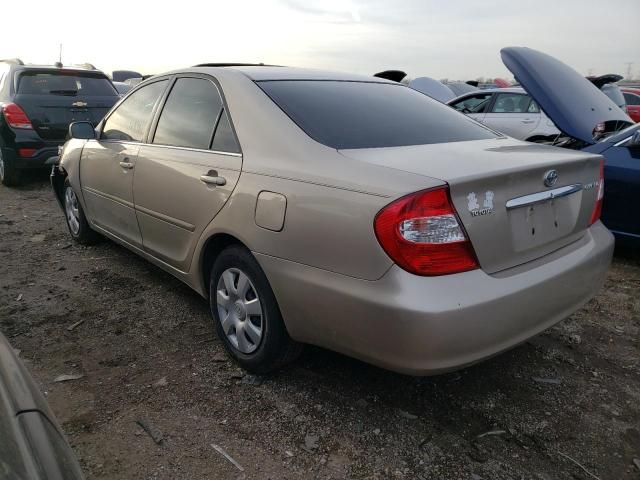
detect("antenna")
[59,44,62,64]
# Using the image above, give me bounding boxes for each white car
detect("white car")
[448,87,561,142]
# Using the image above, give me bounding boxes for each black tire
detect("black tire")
[62,179,100,245]
[0,150,21,186]
[209,245,302,374]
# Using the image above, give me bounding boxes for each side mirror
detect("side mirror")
[68,121,95,140]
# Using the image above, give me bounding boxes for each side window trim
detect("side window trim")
[208,107,224,150]
[147,72,242,155]
[98,77,171,142]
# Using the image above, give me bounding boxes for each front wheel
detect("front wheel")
[209,245,302,374]
[63,179,100,244]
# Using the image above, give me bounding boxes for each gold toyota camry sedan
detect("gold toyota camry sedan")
[51,64,614,375]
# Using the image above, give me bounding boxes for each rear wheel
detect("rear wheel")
[209,245,302,374]
[0,150,21,186]
[63,179,99,244]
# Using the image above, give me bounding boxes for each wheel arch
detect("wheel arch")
[200,232,250,298]
[50,165,68,208]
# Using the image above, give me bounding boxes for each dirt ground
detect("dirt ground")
[0,173,639,480]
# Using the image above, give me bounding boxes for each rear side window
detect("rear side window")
[102,80,168,142]
[153,78,222,150]
[211,110,240,153]
[491,93,532,113]
[259,81,495,149]
[17,71,117,96]
[623,92,640,106]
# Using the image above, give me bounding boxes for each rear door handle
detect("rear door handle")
[119,161,134,169]
[200,171,226,186]
[521,119,535,124]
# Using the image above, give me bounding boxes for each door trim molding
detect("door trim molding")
[135,204,196,232]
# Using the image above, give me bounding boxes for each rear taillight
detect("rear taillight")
[589,160,604,226]
[374,186,479,276]
[2,103,33,129]
[18,148,36,157]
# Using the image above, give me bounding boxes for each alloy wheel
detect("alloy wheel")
[64,186,81,235]
[0,150,4,181]
[216,268,264,354]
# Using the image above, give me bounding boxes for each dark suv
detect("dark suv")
[0,59,119,186]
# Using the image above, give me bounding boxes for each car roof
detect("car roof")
[475,87,525,94]
[178,65,395,83]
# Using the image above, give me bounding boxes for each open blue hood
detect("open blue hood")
[501,47,633,144]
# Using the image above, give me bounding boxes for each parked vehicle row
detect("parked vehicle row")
[52,56,615,376]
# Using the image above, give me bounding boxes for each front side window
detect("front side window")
[153,78,222,150]
[259,81,496,150]
[450,93,493,114]
[102,80,168,142]
[491,93,532,113]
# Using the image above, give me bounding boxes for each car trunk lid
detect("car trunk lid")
[340,138,603,274]
[13,69,118,140]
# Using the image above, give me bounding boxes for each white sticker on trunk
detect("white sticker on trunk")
[467,191,494,217]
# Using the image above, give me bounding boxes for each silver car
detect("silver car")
[448,87,561,142]
[51,65,613,375]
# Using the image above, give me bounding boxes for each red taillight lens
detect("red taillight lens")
[589,160,604,226]
[374,186,479,276]
[18,148,37,157]
[2,103,33,129]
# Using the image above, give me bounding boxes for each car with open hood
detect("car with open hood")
[501,47,639,245]
[52,64,613,375]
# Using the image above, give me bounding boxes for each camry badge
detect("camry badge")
[543,169,558,187]
[71,101,88,108]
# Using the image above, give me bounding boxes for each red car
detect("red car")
[622,87,640,122]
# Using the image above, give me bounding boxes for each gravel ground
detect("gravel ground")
[1,174,639,480]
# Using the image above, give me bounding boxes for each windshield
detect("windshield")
[258,80,497,150]
[17,71,118,96]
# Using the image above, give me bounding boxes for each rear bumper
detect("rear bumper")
[2,145,61,170]
[257,222,614,375]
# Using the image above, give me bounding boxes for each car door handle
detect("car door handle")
[200,172,226,186]
[119,161,134,169]
[521,119,535,124]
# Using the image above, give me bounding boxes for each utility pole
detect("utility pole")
[624,62,633,80]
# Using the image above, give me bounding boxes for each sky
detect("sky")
[3,0,639,81]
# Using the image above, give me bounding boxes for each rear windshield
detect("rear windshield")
[258,80,496,149]
[17,71,117,96]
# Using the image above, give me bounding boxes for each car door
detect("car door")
[599,141,640,236]
[481,92,541,139]
[448,92,492,123]
[80,79,168,247]
[134,75,242,271]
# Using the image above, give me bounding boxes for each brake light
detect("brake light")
[18,148,36,157]
[2,103,33,129]
[589,161,604,226]
[374,186,479,276]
